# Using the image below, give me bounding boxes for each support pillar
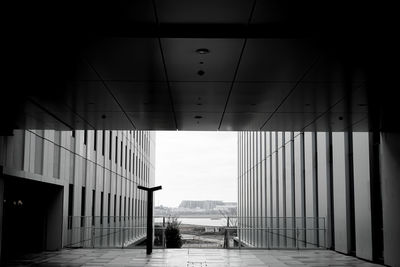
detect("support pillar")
[137,185,162,255]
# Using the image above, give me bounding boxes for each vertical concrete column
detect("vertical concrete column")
[278,133,286,247]
[316,132,330,248]
[332,132,351,254]
[380,132,400,267]
[0,170,4,262]
[250,132,255,245]
[266,132,272,245]
[304,132,317,247]
[299,132,306,247]
[352,132,373,261]
[285,132,295,247]
[271,132,277,246]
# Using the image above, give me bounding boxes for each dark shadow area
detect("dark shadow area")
[1,177,63,263]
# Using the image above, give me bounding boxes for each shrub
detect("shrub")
[164,217,183,248]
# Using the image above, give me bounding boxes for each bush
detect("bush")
[165,217,183,248]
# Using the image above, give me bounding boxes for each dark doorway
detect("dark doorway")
[1,176,63,262]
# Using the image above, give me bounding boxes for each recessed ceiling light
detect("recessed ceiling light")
[196,48,210,54]
[197,70,205,76]
[338,116,344,120]
[194,115,203,119]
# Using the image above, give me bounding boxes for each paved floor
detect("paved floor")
[4,249,383,267]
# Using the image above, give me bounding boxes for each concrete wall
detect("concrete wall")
[238,131,391,265]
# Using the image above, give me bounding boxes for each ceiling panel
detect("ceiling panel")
[261,112,321,131]
[94,1,156,23]
[65,81,122,112]
[304,54,367,83]
[275,82,357,113]
[303,112,368,132]
[176,112,222,131]
[128,112,176,130]
[329,85,368,113]
[77,112,134,130]
[161,38,244,81]
[85,38,165,81]
[106,82,172,112]
[251,0,325,25]
[21,101,89,130]
[220,112,270,131]
[71,58,100,81]
[170,82,230,112]
[251,0,292,24]
[226,82,294,112]
[236,39,319,82]
[155,0,253,24]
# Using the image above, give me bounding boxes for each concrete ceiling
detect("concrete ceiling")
[1,0,396,132]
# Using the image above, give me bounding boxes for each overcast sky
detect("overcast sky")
[154,131,237,207]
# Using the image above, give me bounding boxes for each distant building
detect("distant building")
[179,200,225,210]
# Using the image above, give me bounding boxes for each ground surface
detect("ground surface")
[4,249,384,267]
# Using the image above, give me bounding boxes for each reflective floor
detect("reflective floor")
[4,249,383,267]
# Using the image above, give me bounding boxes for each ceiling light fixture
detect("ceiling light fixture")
[196,48,210,54]
[194,115,203,119]
[197,70,205,76]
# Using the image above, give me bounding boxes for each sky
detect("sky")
[154,131,237,207]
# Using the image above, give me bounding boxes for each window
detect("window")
[102,130,105,156]
[114,194,117,223]
[91,190,96,226]
[131,198,135,220]
[124,196,126,220]
[120,141,123,167]
[81,187,86,227]
[119,196,122,222]
[129,149,132,172]
[94,130,97,151]
[68,184,74,229]
[115,136,118,164]
[109,131,112,160]
[128,197,131,217]
[107,193,111,224]
[100,192,104,225]
[84,130,87,145]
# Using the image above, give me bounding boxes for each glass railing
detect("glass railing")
[154,216,326,249]
[65,216,326,249]
[65,216,147,248]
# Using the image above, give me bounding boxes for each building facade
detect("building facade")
[0,130,155,259]
[238,131,399,266]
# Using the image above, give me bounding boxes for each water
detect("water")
[155,217,233,227]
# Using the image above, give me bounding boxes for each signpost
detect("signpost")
[137,185,162,255]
